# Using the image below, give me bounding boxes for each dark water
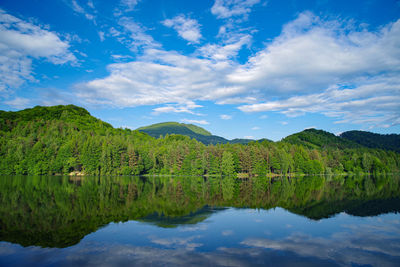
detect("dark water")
[0,175,399,266]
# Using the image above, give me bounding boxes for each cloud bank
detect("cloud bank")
[75,10,400,128]
[0,9,76,93]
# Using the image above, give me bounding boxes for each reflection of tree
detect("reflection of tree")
[0,174,399,248]
[221,176,235,200]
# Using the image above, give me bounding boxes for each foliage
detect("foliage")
[341,130,400,152]
[0,174,399,248]
[137,122,226,145]
[137,122,272,145]
[282,128,360,149]
[0,105,399,176]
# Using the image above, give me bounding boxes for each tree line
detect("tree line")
[0,105,399,176]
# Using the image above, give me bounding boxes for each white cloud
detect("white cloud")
[244,135,254,139]
[216,96,257,105]
[111,54,133,61]
[77,12,400,129]
[181,119,210,125]
[3,97,30,109]
[120,0,140,11]
[76,48,240,107]
[211,0,260,21]
[152,102,202,115]
[234,12,400,128]
[198,34,251,61]
[109,27,122,37]
[87,0,95,9]
[251,126,260,130]
[98,31,105,41]
[211,0,259,47]
[163,15,202,44]
[0,9,76,93]
[220,114,232,120]
[71,0,85,13]
[117,17,161,51]
[230,12,400,95]
[239,77,400,128]
[71,0,96,23]
[114,0,141,16]
[280,121,288,125]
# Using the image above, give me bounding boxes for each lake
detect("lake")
[0,175,399,266]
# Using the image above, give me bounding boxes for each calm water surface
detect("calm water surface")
[0,175,399,266]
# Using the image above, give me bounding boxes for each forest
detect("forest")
[1,174,399,247]
[0,105,399,176]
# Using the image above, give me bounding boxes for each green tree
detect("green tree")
[221,151,236,176]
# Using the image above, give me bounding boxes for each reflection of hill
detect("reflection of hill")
[287,198,400,220]
[345,198,400,217]
[0,175,399,248]
[139,206,225,228]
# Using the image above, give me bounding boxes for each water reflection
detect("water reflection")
[1,209,399,266]
[0,175,399,266]
[0,175,399,248]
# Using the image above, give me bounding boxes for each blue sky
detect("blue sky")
[1,0,399,141]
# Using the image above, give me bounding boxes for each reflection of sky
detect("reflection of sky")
[1,208,400,266]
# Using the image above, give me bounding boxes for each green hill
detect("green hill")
[137,122,229,145]
[0,104,112,132]
[138,122,211,136]
[137,122,274,145]
[340,130,400,152]
[282,128,360,149]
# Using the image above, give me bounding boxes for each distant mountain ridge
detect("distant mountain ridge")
[282,128,360,149]
[137,122,211,136]
[137,122,229,145]
[137,122,270,145]
[340,130,400,152]
[137,121,400,150]
[1,105,398,151]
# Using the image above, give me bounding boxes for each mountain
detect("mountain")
[340,130,400,152]
[0,104,112,132]
[282,128,360,149]
[137,122,273,145]
[137,122,228,145]
[138,122,212,136]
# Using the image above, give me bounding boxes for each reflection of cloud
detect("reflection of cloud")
[1,212,400,266]
[179,224,208,232]
[222,230,234,236]
[342,222,400,236]
[64,244,252,267]
[0,241,338,266]
[148,235,203,251]
[241,221,400,267]
[0,243,18,255]
[3,224,400,267]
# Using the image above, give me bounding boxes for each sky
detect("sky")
[1,0,400,141]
